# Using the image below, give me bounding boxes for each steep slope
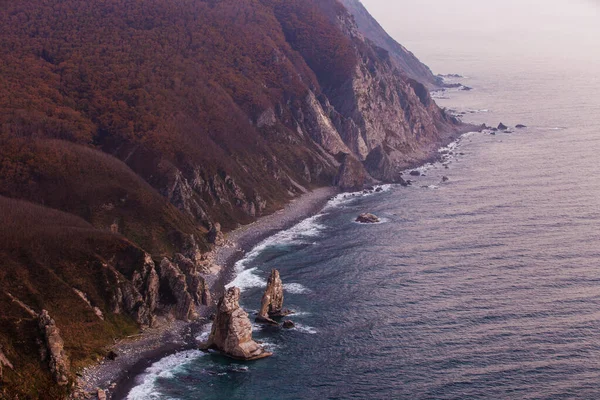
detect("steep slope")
[0,197,158,398]
[339,0,444,88]
[273,0,461,183]
[0,0,466,396]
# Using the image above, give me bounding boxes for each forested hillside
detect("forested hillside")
[0,0,464,397]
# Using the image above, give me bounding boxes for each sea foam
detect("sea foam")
[126,350,206,400]
[226,214,326,292]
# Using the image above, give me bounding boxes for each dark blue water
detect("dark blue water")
[126,2,600,398]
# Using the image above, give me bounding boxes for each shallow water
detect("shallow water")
[125,2,600,399]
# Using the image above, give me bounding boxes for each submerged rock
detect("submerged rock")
[38,310,70,386]
[256,269,293,325]
[356,213,380,224]
[282,320,295,329]
[409,170,421,177]
[442,176,450,182]
[516,124,527,129]
[202,287,272,361]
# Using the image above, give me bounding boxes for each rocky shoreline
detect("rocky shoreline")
[75,124,478,400]
[75,187,338,400]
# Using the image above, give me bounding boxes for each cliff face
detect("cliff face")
[339,0,444,88]
[0,0,464,396]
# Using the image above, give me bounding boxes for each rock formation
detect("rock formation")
[0,346,13,380]
[498,123,508,130]
[356,213,380,224]
[335,153,374,191]
[202,287,272,361]
[282,320,295,329]
[158,258,197,321]
[207,222,225,246]
[256,269,293,325]
[339,0,444,88]
[174,254,212,307]
[38,310,70,386]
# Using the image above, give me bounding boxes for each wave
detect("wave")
[126,350,206,400]
[284,283,312,294]
[325,184,393,209]
[226,267,267,291]
[227,185,395,292]
[293,323,318,335]
[195,323,213,342]
[226,215,326,292]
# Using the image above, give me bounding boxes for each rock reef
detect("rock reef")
[202,287,272,361]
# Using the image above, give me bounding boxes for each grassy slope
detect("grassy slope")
[0,197,147,399]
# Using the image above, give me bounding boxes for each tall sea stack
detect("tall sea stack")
[256,269,293,325]
[202,287,272,361]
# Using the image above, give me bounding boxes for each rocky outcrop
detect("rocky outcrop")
[38,310,70,386]
[158,258,197,321]
[498,123,508,130]
[0,346,13,380]
[335,153,374,191]
[96,388,107,400]
[157,253,213,321]
[256,270,292,325]
[282,320,295,329]
[73,289,104,321]
[207,222,225,246]
[202,287,272,361]
[339,0,443,88]
[356,213,380,224]
[131,253,160,322]
[109,260,157,327]
[173,254,212,307]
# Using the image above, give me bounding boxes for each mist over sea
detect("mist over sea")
[125,1,600,398]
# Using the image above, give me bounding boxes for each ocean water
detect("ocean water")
[125,2,600,399]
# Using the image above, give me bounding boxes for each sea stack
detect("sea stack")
[202,287,272,361]
[256,269,293,325]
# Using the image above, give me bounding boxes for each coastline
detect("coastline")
[76,124,477,400]
[76,186,339,400]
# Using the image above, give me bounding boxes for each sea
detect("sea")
[125,1,600,399]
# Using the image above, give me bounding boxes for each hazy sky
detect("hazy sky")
[360,0,600,71]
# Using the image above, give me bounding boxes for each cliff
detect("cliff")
[0,0,466,397]
[339,0,445,88]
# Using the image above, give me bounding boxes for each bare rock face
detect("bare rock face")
[174,254,212,307]
[96,388,107,400]
[207,222,225,246]
[257,270,293,325]
[202,287,272,361]
[0,346,14,380]
[335,153,374,192]
[158,258,197,321]
[38,310,70,386]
